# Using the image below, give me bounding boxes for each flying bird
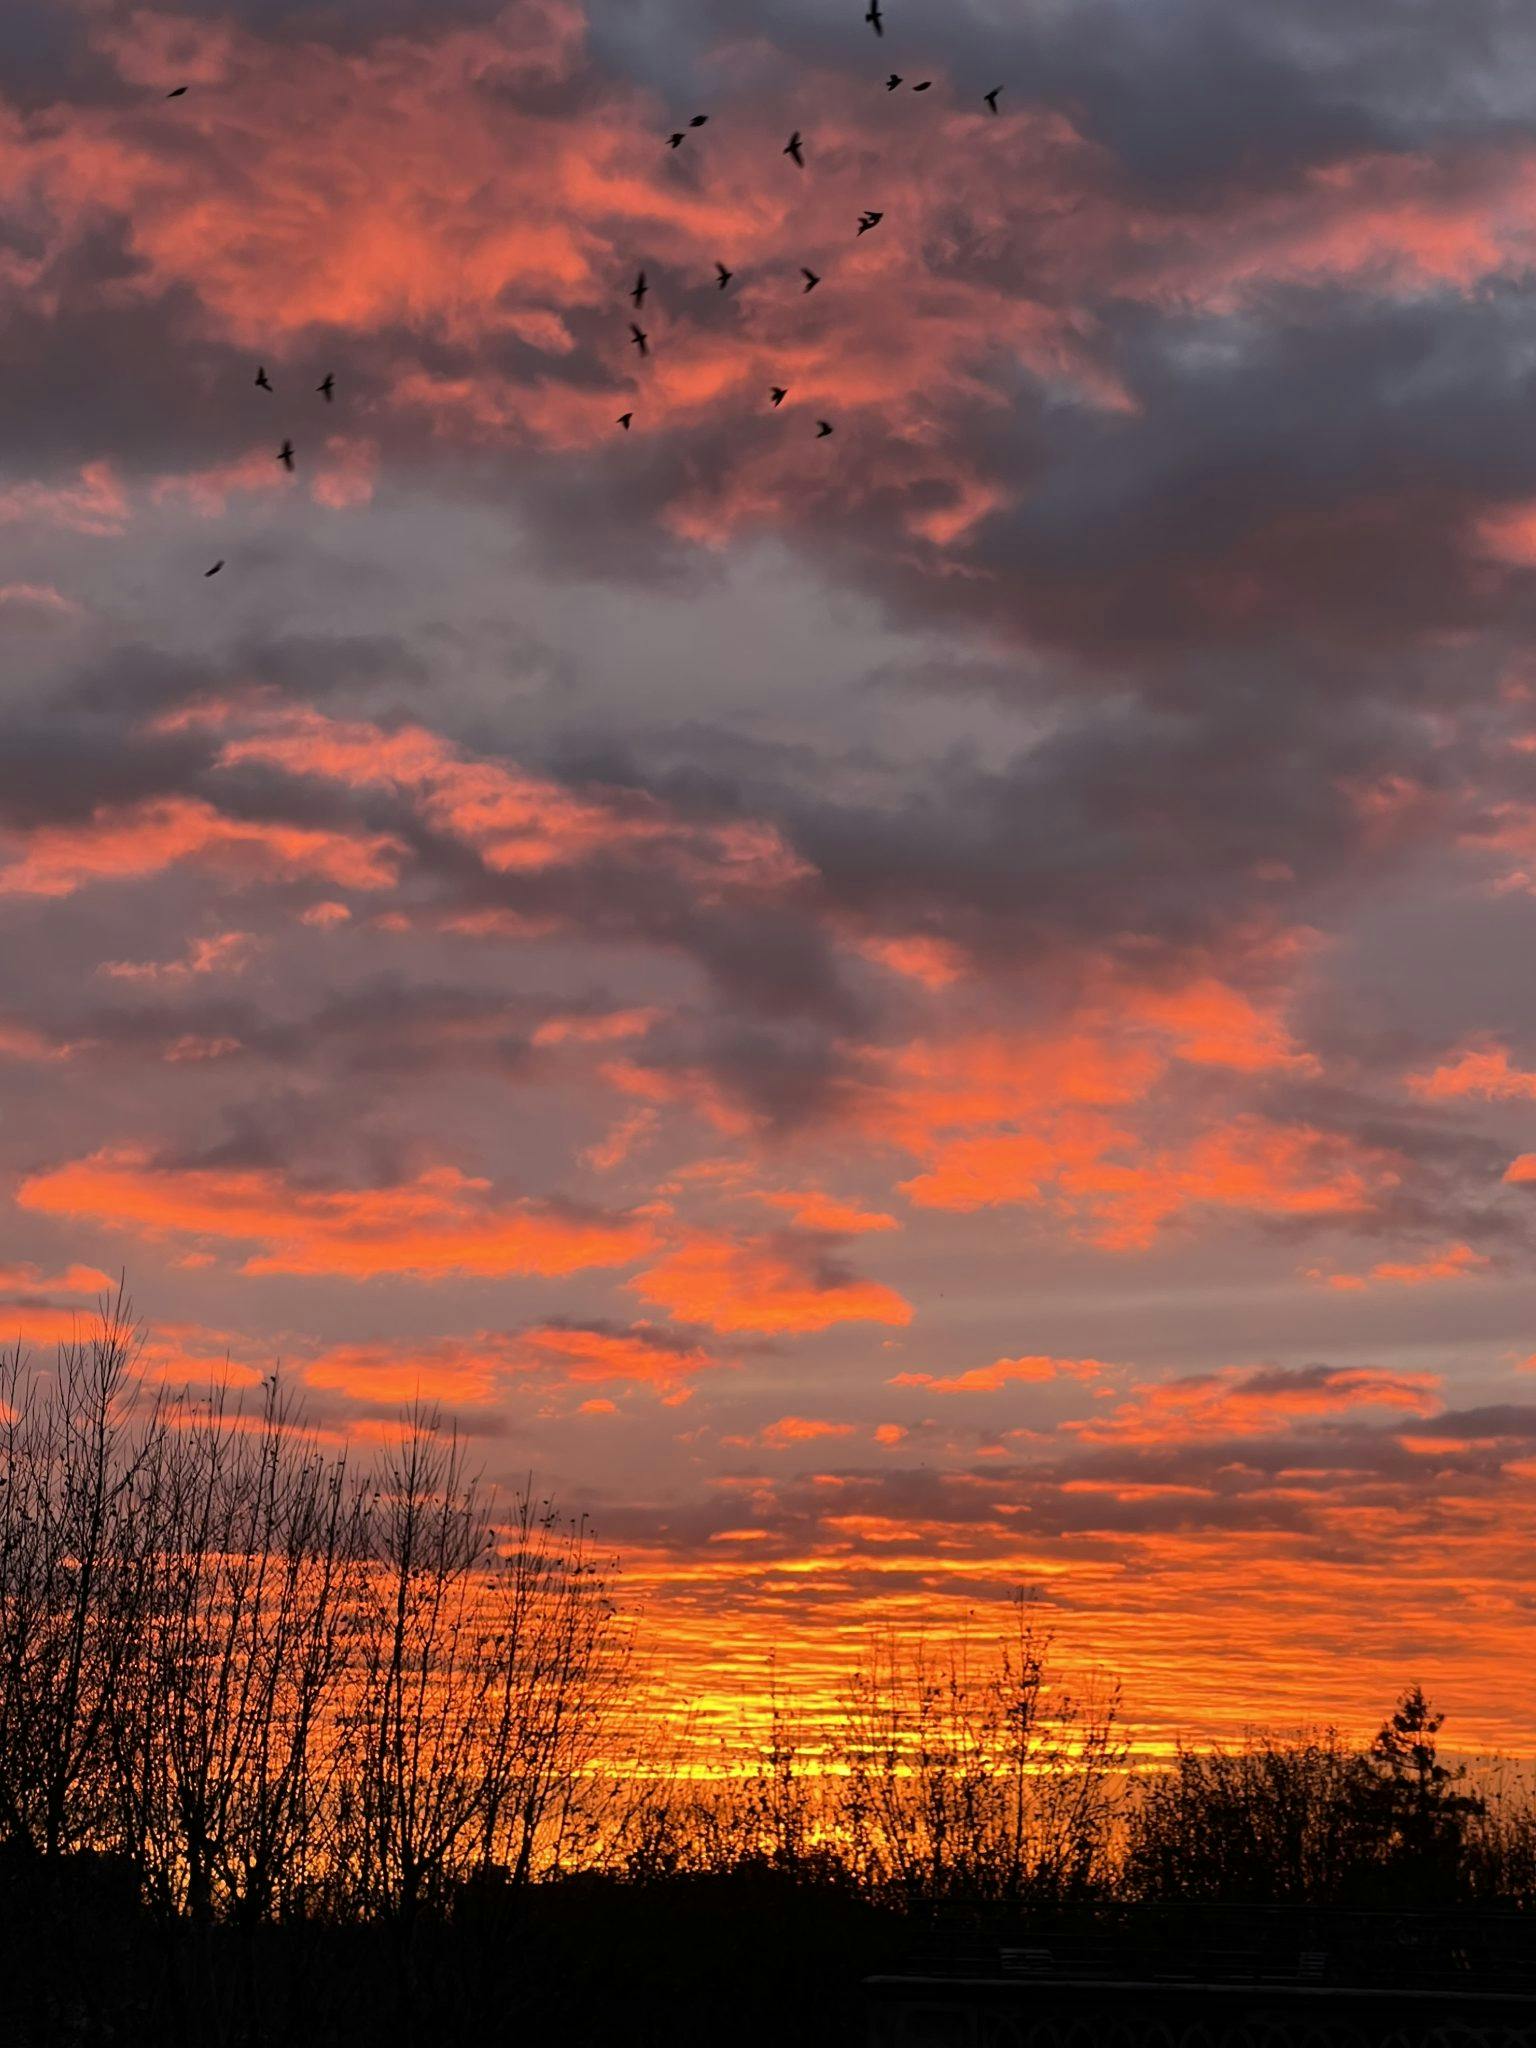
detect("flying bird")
[800,267,821,292]
[277,440,295,471]
[886,73,902,90]
[254,365,272,391]
[617,412,633,430]
[689,114,709,127]
[784,131,804,168]
[667,132,685,148]
[984,87,1002,113]
[815,420,834,437]
[857,210,883,234]
[204,560,224,576]
[631,270,647,307]
[166,85,187,98]
[865,1,884,33]
[317,373,335,402]
[629,322,649,356]
[715,262,733,289]
[912,80,932,91]
[769,386,787,406]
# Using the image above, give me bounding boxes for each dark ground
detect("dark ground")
[9,1850,1536,2048]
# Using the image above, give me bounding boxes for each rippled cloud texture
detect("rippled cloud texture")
[5,0,1536,1747]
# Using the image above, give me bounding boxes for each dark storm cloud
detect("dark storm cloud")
[590,0,1536,193]
[595,1382,1536,1562]
[751,286,1536,677]
[0,633,428,844]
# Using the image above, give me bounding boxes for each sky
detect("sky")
[4,0,1536,1753]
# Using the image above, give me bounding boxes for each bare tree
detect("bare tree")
[0,1291,160,1862]
[334,1414,631,1922]
[112,1376,366,1922]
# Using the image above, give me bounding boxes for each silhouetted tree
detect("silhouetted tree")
[1123,1730,1383,1904]
[834,1601,1124,1906]
[1359,1683,1484,1899]
[0,1293,159,1862]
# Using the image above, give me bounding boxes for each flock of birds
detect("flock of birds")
[167,1,1004,576]
[200,365,336,577]
[620,3,1003,442]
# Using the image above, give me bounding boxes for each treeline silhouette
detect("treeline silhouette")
[1,1299,1533,2046]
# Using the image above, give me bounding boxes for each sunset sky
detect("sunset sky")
[4,0,1536,1751]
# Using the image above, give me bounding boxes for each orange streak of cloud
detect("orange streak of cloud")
[632,1228,911,1335]
[18,1151,656,1281]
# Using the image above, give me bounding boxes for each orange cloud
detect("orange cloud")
[581,1108,660,1172]
[890,1354,1109,1394]
[632,1228,911,1335]
[1473,500,1536,567]
[1127,974,1318,1074]
[1311,1241,1492,1290]
[303,1336,506,1406]
[204,701,809,895]
[511,1321,718,1388]
[531,1007,661,1047]
[0,796,402,897]
[851,932,965,988]
[1068,1364,1441,1446]
[1407,1038,1536,1101]
[900,1104,1395,1250]
[296,1316,714,1407]
[1504,1154,1536,1185]
[760,1416,856,1448]
[0,1262,114,1296]
[755,1190,899,1234]
[17,1151,656,1281]
[0,1261,124,1347]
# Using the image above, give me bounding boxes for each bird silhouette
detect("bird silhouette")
[857,210,883,234]
[617,412,634,430]
[801,267,821,292]
[255,365,272,391]
[205,560,224,576]
[317,374,335,402]
[667,132,685,148]
[816,420,834,436]
[984,87,1001,112]
[629,322,649,356]
[913,79,932,91]
[770,386,787,406]
[886,73,903,90]
[784,131,804,167]
[277,440,295,471]
[716,262,734,290]
[166,86,187,98]
[631,270,647,307]
[866,1,884,33]
[689,114,708,127]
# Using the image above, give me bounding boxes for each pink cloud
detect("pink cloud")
[0,796,402,898]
